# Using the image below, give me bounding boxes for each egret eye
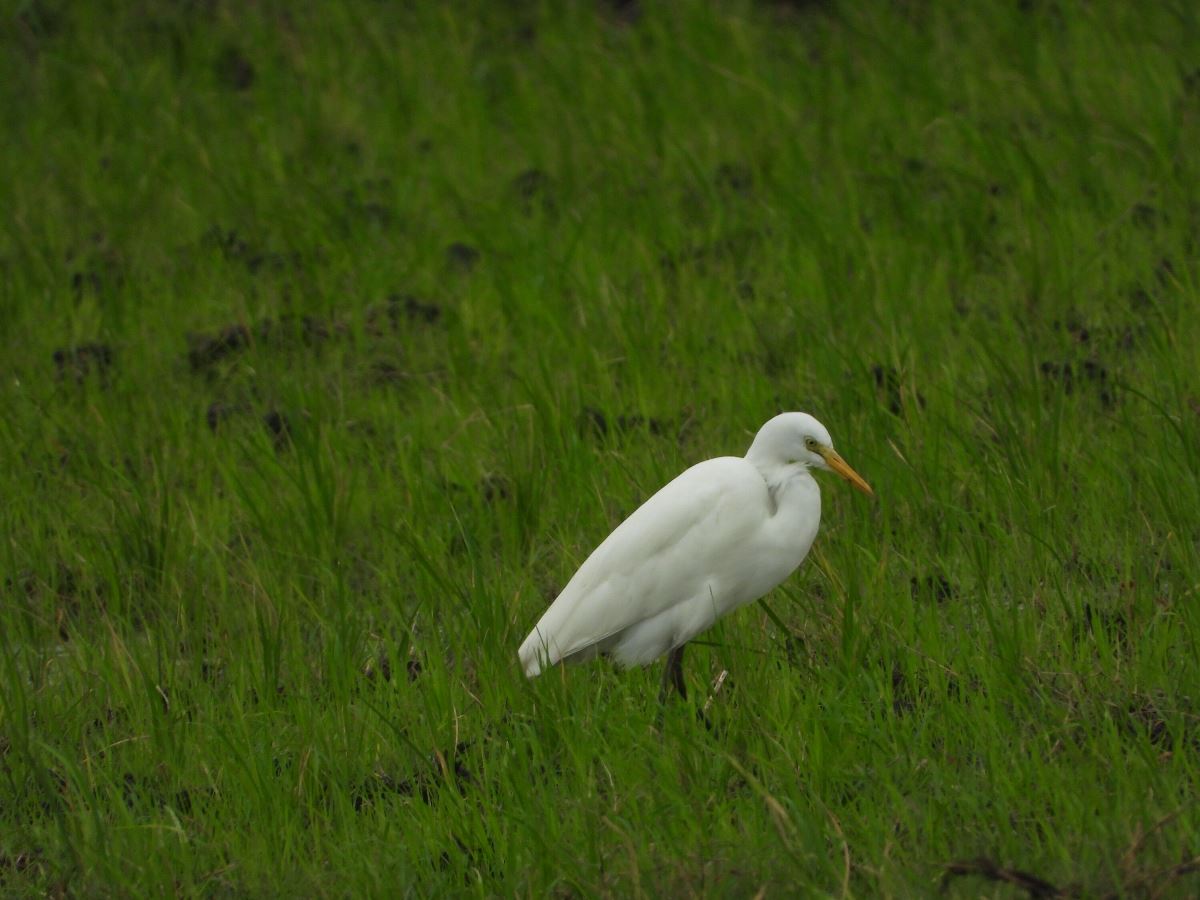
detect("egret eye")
[805,437,817,451]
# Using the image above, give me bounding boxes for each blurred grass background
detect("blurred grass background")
[2,0,1198,895]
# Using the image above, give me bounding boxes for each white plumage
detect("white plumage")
[519,412,872,682]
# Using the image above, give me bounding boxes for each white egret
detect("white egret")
[518,412,872,699]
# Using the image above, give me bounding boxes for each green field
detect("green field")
[3,0,1199,895]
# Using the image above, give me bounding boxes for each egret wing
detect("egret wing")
[519,457,767,674]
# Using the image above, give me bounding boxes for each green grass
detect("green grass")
[2,0,1199,895]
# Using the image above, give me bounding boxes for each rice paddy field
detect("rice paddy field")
[2,0,1199,895]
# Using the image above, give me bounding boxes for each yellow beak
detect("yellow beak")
[820,447,874,496]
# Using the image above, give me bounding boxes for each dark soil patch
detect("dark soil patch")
[510,168,554,213]
[205,400,248,432]
[940,857,1067,898]
[214,45,255,91]
[199,659,224,684]
[769,0,833,18]
[357,200,395,226]
[1052,318,1138,355]
[85,706,127,738]
[597,0,641,25]
[1053,317,1091,345]
[890,665,918,716]
[1184,68,1200,96]
[910,573,957,604]
[872,364,902,414]
[200,227,295,274]
[1130,203,1162,230]
[118,771,211,815]
[262,410,291,450]
[1073,602,1129,648]
[577,406,668,439]
[187,324,250,371]
[1156,256,1175,286]
[362,654,391,683]
[255,313,338,346]
[362,651,421,684]
[445,242,480,273]
[480,475,510,503]
[1120,694,1199,755]
[714,162,753,196]
[943,844,1200,898]
[1038,358,1115,409]
[187,314,341,372]
[578,406,611,438]
[71,270,103,299]
[366,293,442,335]
[659,228,762,275]
[0,846,45,885]
[65,233,125,299]
[351,740,474,810]
[53,343,113,385]
[366,359,408,387]
[871,364,924,415]
[14,1,63,41]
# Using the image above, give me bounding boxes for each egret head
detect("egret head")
[747,412,873,495]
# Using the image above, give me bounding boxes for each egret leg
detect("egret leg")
[658,644,688,703]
